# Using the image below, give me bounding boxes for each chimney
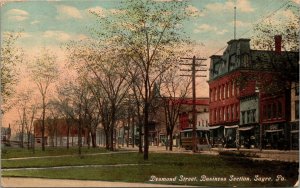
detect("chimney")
[274,35,282,54]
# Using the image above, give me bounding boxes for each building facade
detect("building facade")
[208,38,299,149]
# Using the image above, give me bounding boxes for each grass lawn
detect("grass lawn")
[1,146,107,159]
[2,152,298,187]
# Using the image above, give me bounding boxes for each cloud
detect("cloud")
[43,30,72,41]
[30,20,40,25]
[6,8,29,21]
[194,24,228,35]
[87,6,125,17]
[42,30,88,42]
[231,20,251,28]
[56,5,82,20]
[205,0,254,13]
[186,5,204,17]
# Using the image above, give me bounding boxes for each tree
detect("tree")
[160,69,191,151]
[15,89,37,149]
[89,0,190,159]
[29,49,59,151]
[250,3,299,92]
[1,32,23,113]
[66,42,131,151]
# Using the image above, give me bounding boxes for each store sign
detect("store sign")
[270,124,278,130]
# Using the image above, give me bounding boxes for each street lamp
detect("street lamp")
[255,84,262,151]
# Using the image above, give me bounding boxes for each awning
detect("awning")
[290,130,299,133]
[265,129,283,133]
[224,125,238,129]
[209,126,221,130]
[238,126,254,131]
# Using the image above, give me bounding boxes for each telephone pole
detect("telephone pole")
[180,56,207,152]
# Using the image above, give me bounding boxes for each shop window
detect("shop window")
[296,100,299,119]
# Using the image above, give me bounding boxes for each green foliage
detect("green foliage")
[0,32,23,113]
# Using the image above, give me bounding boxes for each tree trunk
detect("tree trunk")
[110,124,114,151]
[67,123,70,149]
[138,122,143,153]
[87,129,91,149]
[105,129,110,150]
[42,96,46,151]
[169,131,173,151]
[132,116,135,148]
[91,130,97,148]
[144,101,149,160]
[78,122,82,155]
[27,133,30,149]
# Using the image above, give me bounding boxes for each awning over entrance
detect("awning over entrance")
[224,125,238,129]
[238,126,254,131]
[209,126,221,130]
[265,129,283,133]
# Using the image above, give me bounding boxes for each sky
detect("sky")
[1,0,299,128]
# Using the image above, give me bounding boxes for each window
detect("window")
[296,100,299,119]
[263,105,267,120]
[227,106,230,121]
[232,105,235,120]
[236,86,239,96]
[296,83,299,96]
[267,104,272,119]
[247,111,250,123]
[223,85,226,99]
[252,109,256,122]
[236,105,239,119]
[232,81,235,97]
[228,83,231,97]
[278,101,282,118]
[223,107,226,121]
[272,103,277,118]
[219,108,222,121]
[241,111,245,124]
[214,88,217,101]
[210,89,212,102]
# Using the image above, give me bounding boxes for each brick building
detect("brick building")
[208,38,298,149]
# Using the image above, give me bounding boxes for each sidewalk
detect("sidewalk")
[1,177,190,187]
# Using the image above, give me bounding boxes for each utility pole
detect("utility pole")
[180,56,207,152]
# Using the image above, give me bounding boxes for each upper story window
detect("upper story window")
[227,84,230,98]
[295,100,299,120]
[243,54,249,67]
[232,81,235,97]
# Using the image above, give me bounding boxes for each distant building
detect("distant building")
[34,119,87,147]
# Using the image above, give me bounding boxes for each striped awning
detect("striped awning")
[224,125,239,129]
[238,126,254,131]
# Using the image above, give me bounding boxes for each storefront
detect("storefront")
[290,121,299,150]
[209,126,223,147]
[263,124,287,150]
[238,125,259,149]
[224,125,238,148]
